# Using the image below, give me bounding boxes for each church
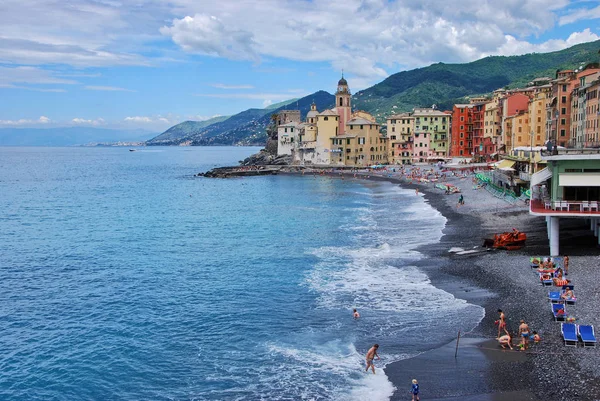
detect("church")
[278,76,388,166]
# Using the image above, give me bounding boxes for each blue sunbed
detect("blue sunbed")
[562,323,578,346]
[578,325,597,347]
[548,291,562,303]
[552,303,566,321]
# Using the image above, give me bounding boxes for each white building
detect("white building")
[277,122,300,156]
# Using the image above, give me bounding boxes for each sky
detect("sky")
[1,0,599,133]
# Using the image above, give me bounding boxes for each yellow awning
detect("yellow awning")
[496,160,515,169]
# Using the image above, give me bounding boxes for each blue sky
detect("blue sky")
[0,0,599,133]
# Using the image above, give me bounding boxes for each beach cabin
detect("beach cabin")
[529,150,600,255]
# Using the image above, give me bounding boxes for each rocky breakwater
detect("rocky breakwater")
[201,149,293,178]
[200,165,284,178]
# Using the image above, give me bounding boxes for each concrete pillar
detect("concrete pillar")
[594,219,599,237]
[591,218,595,231]
[550,216,560,256]
[547,216,551,240]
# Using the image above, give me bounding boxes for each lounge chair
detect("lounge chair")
[578,325,597,347]
[552,303,567,321]
[562,323,578,347]
[561,289,577,306]
[548,291,562,303]
[562,284,574,291]
[540,273,553,286]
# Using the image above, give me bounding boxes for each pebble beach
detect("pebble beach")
[290,164,600,401]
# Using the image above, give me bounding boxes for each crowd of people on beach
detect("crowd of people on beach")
[497,255,577,351]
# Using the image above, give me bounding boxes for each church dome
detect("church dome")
[338,76,348,86]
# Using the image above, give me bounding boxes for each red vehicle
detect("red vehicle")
[483,229,526,250]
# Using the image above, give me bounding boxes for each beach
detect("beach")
[288,165,600,401]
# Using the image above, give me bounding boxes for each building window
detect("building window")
[561,96,567,104]
[392,127,395,132]
[562,84,567,92]
[561,108,566,115]
[560,129,566,137]
[360,125,363,129]
[324,117,328,121]
[460,116,464,121]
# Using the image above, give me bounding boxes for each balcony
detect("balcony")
[531,199,600,215]
[519,171,532,181]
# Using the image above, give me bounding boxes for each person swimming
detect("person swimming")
[353,309,360,319]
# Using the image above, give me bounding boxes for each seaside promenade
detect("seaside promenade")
[293,164,600,401]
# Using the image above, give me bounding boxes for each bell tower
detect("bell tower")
[335,74,351,135]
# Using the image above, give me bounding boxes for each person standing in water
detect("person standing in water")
[365,344,380,374]
[353,309,360,319]
[411,379,420,401]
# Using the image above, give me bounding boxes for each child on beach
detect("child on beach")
[411,379,420,401]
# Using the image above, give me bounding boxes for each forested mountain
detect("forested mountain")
[148,39,600,146]
[353,40,600,119]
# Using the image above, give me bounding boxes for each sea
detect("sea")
[0,146,485,401]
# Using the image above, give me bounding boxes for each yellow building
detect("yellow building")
[314,109,339,164]
[528,86,551,147]
[330,112,388,166]
[386,113,413,164]
[484,90,503,150]
[505,112,531,149]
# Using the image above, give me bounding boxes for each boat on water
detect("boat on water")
[129,149,136,152]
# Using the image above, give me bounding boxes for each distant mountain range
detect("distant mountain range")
[0,127,155,146]
[147,39,600,146]
[146,94,332,146]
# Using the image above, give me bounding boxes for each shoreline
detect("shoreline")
[282,167,600,400]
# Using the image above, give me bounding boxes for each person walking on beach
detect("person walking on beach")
[415,188,419,196]
[458,194,464,207]
[497,309,508,338]
[353,309,360,319]
[564,255,569,275]
[365,344,380,374]
[411,379,420,401]
[518,320,530,351]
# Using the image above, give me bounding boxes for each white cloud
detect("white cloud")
[161,0,589,83]
[262,99,273,107]
[559,5,600,26]
[84,85,135,92]
[0,0,597,88]
[72,117,105,125]
[211,83,254,89]
[495,29,600,57]
[0,66,76,87]
[160,14,258,61]
[0,115,50,125]
[124,116,171,124]
[124,116,153,123]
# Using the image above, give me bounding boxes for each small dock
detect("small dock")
[200,166,282,178]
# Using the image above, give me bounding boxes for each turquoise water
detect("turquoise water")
[0,147,484,400]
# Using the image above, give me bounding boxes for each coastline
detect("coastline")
[282,167,600,400]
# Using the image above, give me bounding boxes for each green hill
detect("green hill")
[354,40,600,119]
[148,39,600,145]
